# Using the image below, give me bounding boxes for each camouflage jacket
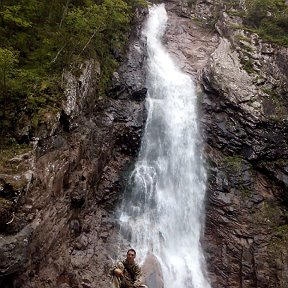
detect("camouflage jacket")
[111,259,143,285]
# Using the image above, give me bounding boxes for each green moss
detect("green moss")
[235,35,254,52]
[223,156,243,173]
[223,156,253,199]
[0,142,31,159]
[262,87,286,119]
[269,224,288,254]
[0,142,32,173]
[236,34,251,43]
[0,197,13,228]
[275,224,288,236]
[240,187,252,199]
[0,197,13,209]
[263,202,283,223]
[231,23,246,30]
[223,0,240,9]
[250,201,284,230]
[227,10,246,17]
[240,57,255,74]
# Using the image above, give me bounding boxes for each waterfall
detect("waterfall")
[119,4,210,288]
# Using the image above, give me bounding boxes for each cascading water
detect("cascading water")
[119,4,210,288]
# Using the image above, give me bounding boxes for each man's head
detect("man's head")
[126,249,136,264]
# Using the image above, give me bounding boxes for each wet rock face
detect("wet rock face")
[142,254,164,288]
[195,4,288,288]
[0,7,148,288]
[203,146,288,288]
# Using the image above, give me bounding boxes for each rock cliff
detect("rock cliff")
[0,1,288,288]
[166,0,288,287]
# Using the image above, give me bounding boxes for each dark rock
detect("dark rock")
[59,284,71,288]
[0,198,14,231]
[69,218,81,236]
[70,190,85,208]
[59,111,70,133]
[0,224,33,276]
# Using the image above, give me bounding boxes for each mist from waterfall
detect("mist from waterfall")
[119,4,210,288]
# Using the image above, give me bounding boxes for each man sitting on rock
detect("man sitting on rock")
[111,249,148,288]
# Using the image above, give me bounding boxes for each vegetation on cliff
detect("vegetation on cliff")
[0,0,145,141]
[244,0,288,46]
[189,0,288,46]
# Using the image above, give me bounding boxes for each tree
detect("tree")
[0,0,146,138]
[0,47,18,99]
[0,4,32,28]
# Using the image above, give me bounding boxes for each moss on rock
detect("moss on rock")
[0,197,14,231]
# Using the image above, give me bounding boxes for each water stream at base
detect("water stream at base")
[119,4,210,288]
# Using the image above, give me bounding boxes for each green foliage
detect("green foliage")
[61,0,131,63]
[240,57,254,74]
[235,34,252,44]
[223,0,240,10]
[235,34,253,52]
[0,47,19,98]
[0,142,32,167]
[244,0,288,46]
[0,4,32,28]
[0,0,145,138]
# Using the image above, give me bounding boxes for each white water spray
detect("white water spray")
[119,4,210,288]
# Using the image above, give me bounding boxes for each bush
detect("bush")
[244,0,288,45]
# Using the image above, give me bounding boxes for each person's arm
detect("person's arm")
[132,264,143,286]
[110,261,124,277]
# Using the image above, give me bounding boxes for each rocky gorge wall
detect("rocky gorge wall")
[0,7,148,288]
[167,0,288,287]
[0,1,288,288]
